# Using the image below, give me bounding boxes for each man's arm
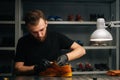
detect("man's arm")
[15,59,52,75]
[66,42,86,61]
[15,62,35,75]
[56,42,86,66]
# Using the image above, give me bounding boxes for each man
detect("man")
[14,9,86,76]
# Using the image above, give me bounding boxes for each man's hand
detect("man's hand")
[34,59,51,74]
[56,54,68,66]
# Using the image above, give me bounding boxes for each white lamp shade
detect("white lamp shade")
[90,29,113,41]
[90,18,113,41]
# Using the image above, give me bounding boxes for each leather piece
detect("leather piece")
[107,70,120,76]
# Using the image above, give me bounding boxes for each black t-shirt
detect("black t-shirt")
[15,31,74,66]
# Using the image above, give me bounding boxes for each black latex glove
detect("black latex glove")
[34,59,51,74]
[56,54,68,66]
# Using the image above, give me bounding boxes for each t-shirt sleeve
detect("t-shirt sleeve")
[15,38,26,62]
[57,33,74,49]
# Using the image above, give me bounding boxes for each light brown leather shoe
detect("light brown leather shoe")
[39,62,72,77]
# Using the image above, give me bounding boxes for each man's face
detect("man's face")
[28,18,48,42]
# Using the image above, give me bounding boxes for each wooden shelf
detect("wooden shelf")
[72,71,107,75]
[0,73,12,76]
[0,47,15,50]
[21,21,97,25]
[84,46,116,49]
[0,21,15,24]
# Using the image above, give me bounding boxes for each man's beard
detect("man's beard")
[37,34,47,42]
